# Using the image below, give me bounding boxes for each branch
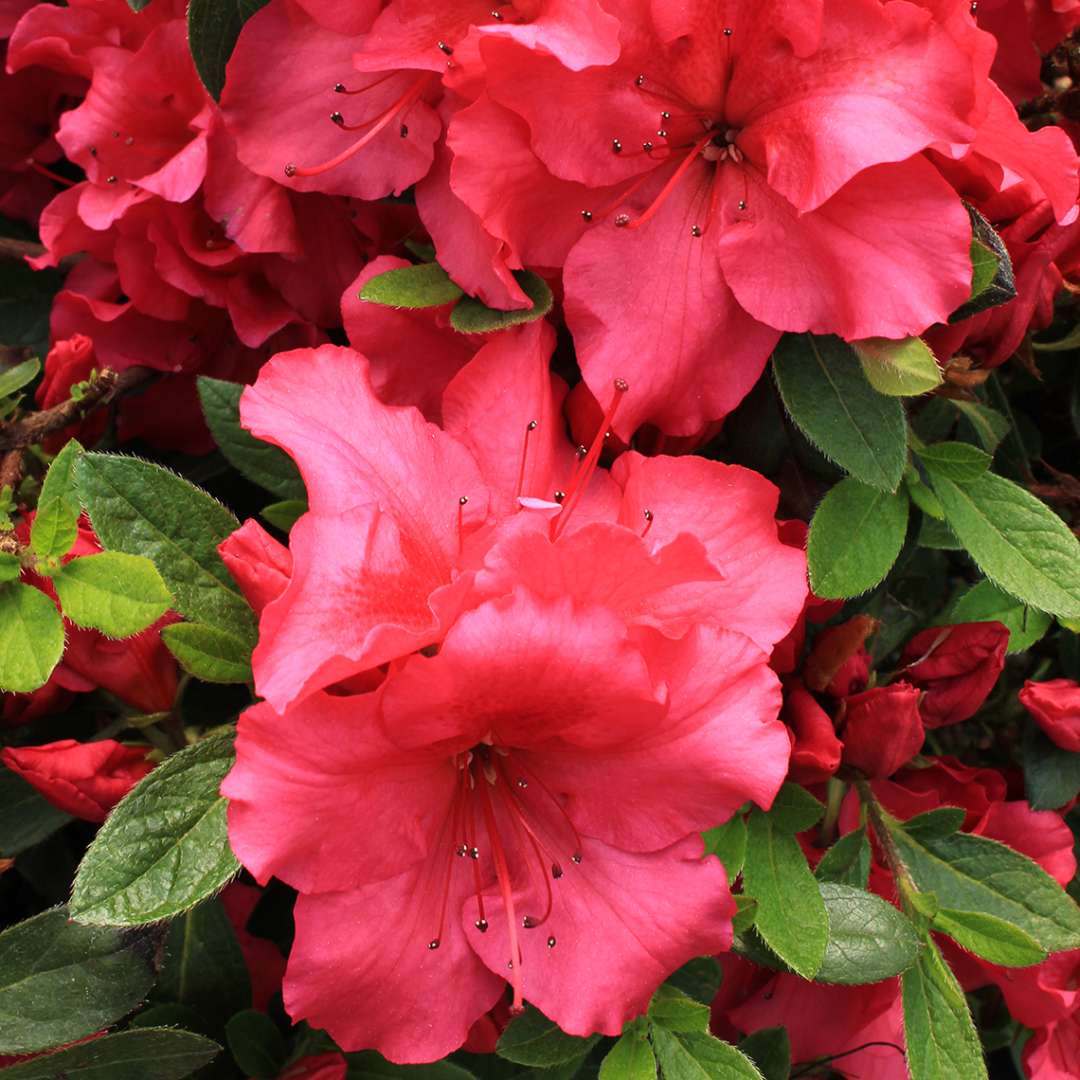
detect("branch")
[0,237,46,263]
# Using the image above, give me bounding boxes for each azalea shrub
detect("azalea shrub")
[3,3,1080,1080]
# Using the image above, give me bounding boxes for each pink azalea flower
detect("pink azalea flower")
[223,582,788,1059]
[439,0,993,435]
[232,320,807,712]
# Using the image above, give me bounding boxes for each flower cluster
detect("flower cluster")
[2,1,1080,1079]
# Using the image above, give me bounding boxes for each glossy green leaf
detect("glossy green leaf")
[156,898,251,1035]
[949,209,1016,324]
[904,469,945,520]
[187,0,243,100]
[1023,724,1080,811]
[771,334,907,492]
[70,733,240,926]
[52,552,171,638]
[0,1028,221,1080]
[0,767,71,856]
[766,784,824,834]
[889,821,1080,952]
[649,985,711,1034]
[260,498,306,532]
[931,909,1046,968]
[650,1028,764,1080]
[945,580,1051,654]
[360,262,464,308]
[161,621,253,684]
[703,815,747,879]
[901,942,988,1080]
[814,828,871,888]
[854,337,943,397]
[915,442,992,484]
[497,1006,601,1066]
[0,581,65,692]
[599,1020,655,1080]
[346,1053,478,1080]
[197,378,304,501]
[0,907,157,1054]
[736,1029,790,1080]
[951,400,1009,453]
[31,438,83,561]
[813,883,921,984]
[902,808,966,841]
[742,810,828,979]
[926,470,1080,618]
[450,270,553,334]
[665,958,723,1006]
[807,478,909,598]
[75,454,255,639]
[0,357,40,400]
[226,1010,288,1079]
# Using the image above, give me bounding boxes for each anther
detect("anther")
[738,200,747,210]
[105,175,117,184]
[642,141,654,153]
[475,919,489,932]
[614,213,630,227]
[547,937,557,948]
[284,163,297,177]
[437,40,453,54]
[969,1,977,11]
[551,863,563,879]
[614,378,629,393]
[469,846,479,859]
[522,916,538,928]
[334,82,346,92]
[723,27,733,36]
[491,10,504,19]
[456,844,468,857]
[459,495,469,505]
[691,225,702,237]
[581,210,593,221]
[428,939,440,950]
[612,138,623,154]
[527,420,537,431]
[124,136,134,146]
[553,491,566,503]
[576,445,587,458]
[642,508,653,537]
[330,111,344,126]
[111,130,119,138]
[400,123,409,137]
[517,777,529,788]
[571,852,582,864]
[88,146,97,157]
[661,111,671,120]
[657,129,668,138]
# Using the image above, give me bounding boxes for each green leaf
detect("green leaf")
[0,907,157,1054]
[949,208,1016,324]
[814,828,871,888]
[915,442,992,484]
[649,1029,764,1080]
[0,767,71,856]
[0,551,20,582]
[69,733,240,926]
[903,808,966,841]
[917,515,963,551]
[736,1029,790,1080]
[926,470,1080,618]
[31,438,84,561]
[346,1053,478,1080]
[813,883,921,985]
[226,1011,288,1080]
[945,580,1051,654]
[1033,324,1080,352]
[360,262,464,308]
[732,895,757,936]
[187,0,242,100]
[648,985,711,1034]
[156,898,251,1035]
[599,1021,655,1080]
[765,783,824,834]
[260,498,306,532]
[497,1006,601,1067]
[52,552,171,638]
[854,337,943,397]
[931,909,1046,968]
[0,1028,221,1080]
[196,378,305,501]
[742,809,828,979]
[0,357,40,400]
[951,401,1009,453]
[1023,724,1080,811]
[901,942,988,1080]
[771,334,908,492]
[889,821,1080,952]
[905,470,945,520]
[75,454,255,639]
[451,270,553,334]
[703,815,747,879]
[0,581,65,692]
[126,0,153,10]
[161,622,253,684]
[807,478,909,598]
[664,958,723,1006]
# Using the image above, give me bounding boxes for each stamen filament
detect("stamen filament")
[623,132,713,231]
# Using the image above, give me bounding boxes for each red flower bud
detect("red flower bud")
[1019,678,1080,752]
[840,682,924,779]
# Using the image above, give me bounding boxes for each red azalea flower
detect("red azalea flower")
[230,321,807,712]
[838,682,925,780]
[901,620,1009,727]
[976,0,1080,103]
[222,580,787,1059]
[439,0,990,435]
[1020,678,1080,752]
[0,739,152,822]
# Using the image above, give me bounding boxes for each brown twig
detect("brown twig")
[0,369,121,452]
[0,237,46,263]
[0,449,22,492]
